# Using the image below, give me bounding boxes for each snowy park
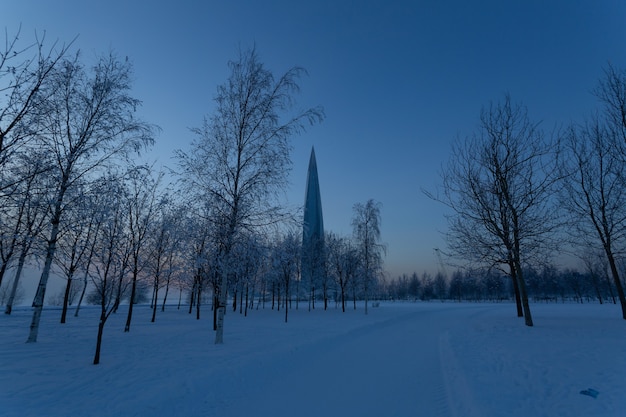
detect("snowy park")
[2,5,626,416]
[1,301,624,417]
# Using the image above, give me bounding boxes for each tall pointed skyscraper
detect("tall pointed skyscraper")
[302,147,324,301]
[303,147,324,244]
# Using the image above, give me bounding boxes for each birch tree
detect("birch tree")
[89,174,128,364]
[272,232,300,322]
[147,195,180,322]
[179,203,215,321]
[26,52,154,343]
[230,231,265,316]
[176,47,322,344]
[73,180,106,317]
[123,166,161,332]
[158,232,181,313]
[352,199,385,315]
[0,27,71,189]
[326,232,358,312]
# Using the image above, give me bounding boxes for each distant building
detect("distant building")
[302,147,324,294]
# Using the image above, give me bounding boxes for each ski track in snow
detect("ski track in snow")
[1,302,625,417]
[225,305,470,417]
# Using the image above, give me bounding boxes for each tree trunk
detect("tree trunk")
[151,286,159,323]
[150,284,156,309]
[284,274,290,323]
[93,310,106,365]
[514,262,533,327]
[28,173,69,342]
[161,276,171,312]
[239,282,244,314]
[196,282,202,320]
[215,269,228,343]
[605,250,626,319]
[0,261,10,292]
[27,216,61,343]
[512,210,532,326]
[113,270,125,314]
[124,269,138,332]
[188,281,196,314]
[213,292,218,330]
[60,272,74,323]
[5,248,27,315]
[74,272,88,317]
[509,259,523,317]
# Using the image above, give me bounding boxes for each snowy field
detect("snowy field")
[1,301,625,417]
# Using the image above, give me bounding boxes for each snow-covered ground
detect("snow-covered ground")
[1,301,624,417]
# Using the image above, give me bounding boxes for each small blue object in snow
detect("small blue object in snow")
[580,388,599,398]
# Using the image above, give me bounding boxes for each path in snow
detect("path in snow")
[221,304,487,417]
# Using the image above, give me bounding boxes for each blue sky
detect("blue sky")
[5,0,626,278]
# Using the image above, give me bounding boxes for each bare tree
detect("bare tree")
[147,193,180,322]
[230,231,265,317]
[89,175,129,364]
[352,199,385,315]
[26,52,155,343]
[159,204,189,314]
[271,231,300,322]
[559,117,626,319]
[73,181,106,317]
[0,27,71,189]
[176,47,322,344]
[326,232,358,312]
[123,165,161,332]
[594,64,626,143]
[431,95,556,326]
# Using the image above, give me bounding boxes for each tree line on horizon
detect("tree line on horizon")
[383,264,623,305]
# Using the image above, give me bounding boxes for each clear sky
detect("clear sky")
[5,0,626,278]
